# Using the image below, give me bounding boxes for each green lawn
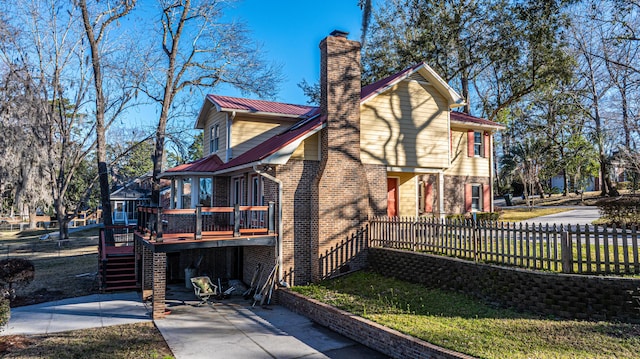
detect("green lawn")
[293,271,640,359]
[499,207,573,222]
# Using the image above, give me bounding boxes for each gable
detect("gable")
[360,78,450,169]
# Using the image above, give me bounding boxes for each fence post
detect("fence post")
[195,205,202,240]
[411,220,416,251]
[561,230,572,273]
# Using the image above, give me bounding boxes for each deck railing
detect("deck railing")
[136,203,276,241]
[369,216,640,275]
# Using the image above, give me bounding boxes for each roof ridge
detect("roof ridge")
[208,94,316,109]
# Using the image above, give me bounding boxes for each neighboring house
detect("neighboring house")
[110,174,170,225]
[550,174,598,193]
[135,30,504,318]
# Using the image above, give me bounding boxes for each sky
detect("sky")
[220,0,364,105]
[121,0,365,136]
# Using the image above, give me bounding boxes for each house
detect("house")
[134,30,504,318]
[110,173,169,225]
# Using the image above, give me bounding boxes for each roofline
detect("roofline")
[207,121,325,176]
[195,97,214,129]
[158,171,218,178]
[215,107,304,119]
[450,118,506,131]
[361,62,466,108]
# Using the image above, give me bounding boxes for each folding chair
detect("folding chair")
[190,276,218,306]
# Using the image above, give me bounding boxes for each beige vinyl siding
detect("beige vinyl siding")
[361,80,450,168]
[204,111,227,157]
[290,133,320,160]
[231,116,290,158]
[447,127,490,178]
[389,172,418,217]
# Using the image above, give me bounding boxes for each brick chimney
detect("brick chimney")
[319,30,362,160]
[311,30,371,281]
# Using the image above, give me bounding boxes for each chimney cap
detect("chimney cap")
[330,29,349,38]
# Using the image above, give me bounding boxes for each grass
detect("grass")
[0,227,101,305]
[1,322,173,358]
[498,207,573,222]
[293,271,640,359]
[0,228,175,358]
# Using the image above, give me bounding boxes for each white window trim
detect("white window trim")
[473,131,483,157]
[471,184,482,212]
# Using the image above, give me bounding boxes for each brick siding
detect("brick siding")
[310,33,382,283]
[277,159,320,285]
[278,289,474,359]
[443,175,488,214]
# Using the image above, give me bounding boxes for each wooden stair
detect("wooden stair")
[100,254,138,291]
[99,226,139,292]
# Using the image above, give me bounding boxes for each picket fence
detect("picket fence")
[369,217,640,275]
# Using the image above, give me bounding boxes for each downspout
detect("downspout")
[489,132,495,212]
[252,165,283,284]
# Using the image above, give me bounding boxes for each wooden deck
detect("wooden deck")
[135,231,277,252]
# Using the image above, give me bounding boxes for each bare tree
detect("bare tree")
[77,0,137,226]
[138,0,281,204]
[570,5,621,196]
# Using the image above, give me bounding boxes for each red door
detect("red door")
[387,178,398,217]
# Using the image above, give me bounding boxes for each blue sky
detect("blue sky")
[221,0,364,105]
[121,1,364,136]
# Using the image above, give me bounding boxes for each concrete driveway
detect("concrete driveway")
[520,207,601,227]
[157,286,389,359]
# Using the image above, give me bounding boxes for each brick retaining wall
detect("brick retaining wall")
[368,248,640,322]
[278,289,474,359]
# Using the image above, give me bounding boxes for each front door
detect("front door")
[387,178,398,217]
[113,201,126,222]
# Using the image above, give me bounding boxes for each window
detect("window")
[232,177,244,205]
[473,131,483,157]
[181,178,192,209]
[210,124,219,153]
[471,184,481,211]
[250,176,263,206]
[199,177,213,207]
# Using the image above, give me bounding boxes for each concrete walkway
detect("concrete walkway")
[3,291,150,335]
[2,288,388,359]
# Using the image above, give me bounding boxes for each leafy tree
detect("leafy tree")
[111,139,155,185]
[166,131,203,167]
[188,132,203,161]
[0,64,51,228]
[501,138,549,207]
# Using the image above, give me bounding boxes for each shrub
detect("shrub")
[0,258,35,300]
[616,181,630,191]
[0,297,8,331]
[596,196,640,226]
[446,212,500,221]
